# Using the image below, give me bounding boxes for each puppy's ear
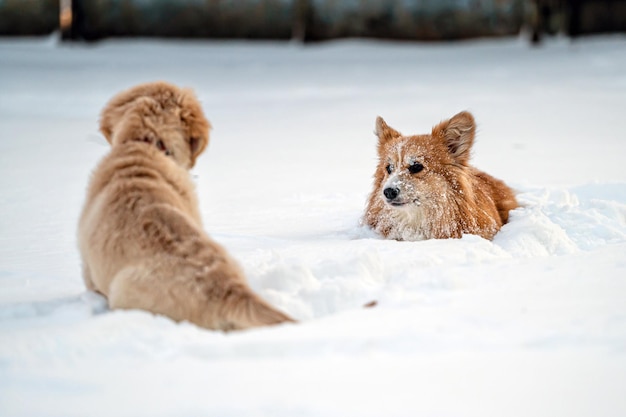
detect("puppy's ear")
[100,81,181,144]
[375,116,401,143]
[99,86,153,144]
[178,89,211,167]
[99,98,130,144]
[432,111,475,165]
[100,96,158,145]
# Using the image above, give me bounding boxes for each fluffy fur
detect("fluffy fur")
[363,111,518,241]
[78,81,293,331]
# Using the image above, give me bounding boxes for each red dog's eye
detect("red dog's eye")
[408,162,424,174]
[156,140,166,152]
[386,164,394,174]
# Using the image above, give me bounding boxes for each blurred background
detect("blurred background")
[0,0,625,44]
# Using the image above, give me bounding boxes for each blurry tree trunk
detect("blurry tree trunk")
[530,0,626,43]
[0,0,58,35]
[569,0,626,36]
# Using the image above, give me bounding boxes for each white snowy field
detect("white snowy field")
[1,33,626,416]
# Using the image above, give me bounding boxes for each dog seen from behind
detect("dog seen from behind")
[78,81,293,331]
[363,111,517,241]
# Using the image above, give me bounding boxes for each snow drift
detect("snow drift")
[0,34,625,417]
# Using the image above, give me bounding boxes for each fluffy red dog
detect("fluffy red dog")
[363,111,517,241]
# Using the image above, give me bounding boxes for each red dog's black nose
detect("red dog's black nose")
[384,187,399,200]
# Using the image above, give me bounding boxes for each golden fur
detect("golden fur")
[363,111,517,241]
[78,81,293,331]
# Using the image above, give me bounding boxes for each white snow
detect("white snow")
[1,34,626,417]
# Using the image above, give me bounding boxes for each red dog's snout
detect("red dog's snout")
[383,187,399,200]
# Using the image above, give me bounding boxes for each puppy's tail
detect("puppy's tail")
[108,263,294,332]
[215,284,295,331]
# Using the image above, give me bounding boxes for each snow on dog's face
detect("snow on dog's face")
[99,81,211,169]
[373,112,476,221]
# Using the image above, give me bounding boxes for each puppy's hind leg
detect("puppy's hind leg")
[82,264,97,292]
[107,261,192,324]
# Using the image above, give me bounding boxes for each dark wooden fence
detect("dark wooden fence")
[1,0,527,40]
[69,0,527,41]
[0,0,624,41]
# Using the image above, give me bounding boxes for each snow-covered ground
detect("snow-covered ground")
[1,34,625,416]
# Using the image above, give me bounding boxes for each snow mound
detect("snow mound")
[1,36,626,417]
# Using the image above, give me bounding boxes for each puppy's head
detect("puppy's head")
[373,111,475,211]
[100,81,210,169]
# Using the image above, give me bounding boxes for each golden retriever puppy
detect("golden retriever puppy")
[78,81,293,331]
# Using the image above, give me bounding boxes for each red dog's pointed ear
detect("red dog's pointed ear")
[375,116,401,143]
[432,111,476,165]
